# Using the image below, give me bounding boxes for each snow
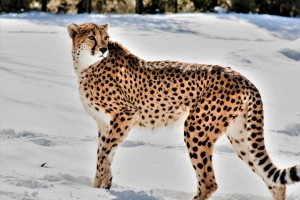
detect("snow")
[280,49,300,61]
[1,12,300,200]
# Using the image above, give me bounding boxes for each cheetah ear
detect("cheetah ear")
[67,23,80,38]
[102,23,109,31]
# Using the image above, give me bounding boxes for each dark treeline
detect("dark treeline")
[0,0,299,17]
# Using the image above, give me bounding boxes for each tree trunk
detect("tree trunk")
[136,0,143,14]
[78,0,92,13]
[78,0,85,13]
[87,0,92,13]
[174,0,178,13]
[0,0,9,12]
[96,0,107,13]
[41,0,47,12]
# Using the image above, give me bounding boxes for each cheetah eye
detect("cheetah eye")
[88,36,95,40]
[104,36,109,41]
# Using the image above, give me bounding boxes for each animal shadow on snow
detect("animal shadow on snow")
[108,190,159,200]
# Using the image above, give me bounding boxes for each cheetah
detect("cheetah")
[67,22,300,200]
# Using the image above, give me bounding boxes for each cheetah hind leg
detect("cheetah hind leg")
[226,102,287,200]
[184,113,219,200]
[265,183,286,200]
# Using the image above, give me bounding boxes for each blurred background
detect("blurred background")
[0,0,299,17]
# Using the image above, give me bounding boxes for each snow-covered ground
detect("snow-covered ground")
[0,12,300,200]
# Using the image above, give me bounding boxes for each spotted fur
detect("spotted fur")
[67,23,300,200]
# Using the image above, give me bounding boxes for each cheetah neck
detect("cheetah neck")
[72,52,102,77]
[71,42,122,77]
[73,62,88,77]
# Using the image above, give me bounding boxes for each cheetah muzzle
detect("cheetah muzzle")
[67,22,300,200]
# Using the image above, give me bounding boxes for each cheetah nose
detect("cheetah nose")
[99,47,107,54]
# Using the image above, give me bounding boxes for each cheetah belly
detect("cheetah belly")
[80,97,112,125]
[134,106,190,130]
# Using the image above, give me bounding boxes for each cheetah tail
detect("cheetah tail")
[266,164,300,186]
[265,165,300,186]
[246,88,300,186]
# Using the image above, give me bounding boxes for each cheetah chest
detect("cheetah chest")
[79,94,112,125]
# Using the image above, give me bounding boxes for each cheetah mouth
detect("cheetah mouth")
[99,55,108,59]
[100,52,109,58]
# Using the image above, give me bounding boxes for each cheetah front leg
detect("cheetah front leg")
[94,120,110,188]
[96,107,140,189]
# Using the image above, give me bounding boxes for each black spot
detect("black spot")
[113,123,118,129]
[273,170,280,182]
[258,155,269,165]
[193,137,199,143]
[192,153,198,159]
[197,163,203,169]
[120,117,125,122]
[264,163,272,172]
[116,128,121,133]
[200,151,206,158]
[205,126,209,131]
[290,166,300,182]
[280,169,287,184]
[255,152,264,158]
[204,116,209,122]
[207,142,211,148]
[186,142,190,148]
[248,161,253,166]
[193,147,198,152]
[189,126,195,132]
[207,166,212,172]
[268,168,276,178]
[198,131,204,137]
[258,145,265,150]
[111,138,117,143]
[251,133,257,138]
[186,132,190,138]
[214,128,220,134]
[252,143,258,149]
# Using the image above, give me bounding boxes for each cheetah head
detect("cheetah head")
[67,23,109,72]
